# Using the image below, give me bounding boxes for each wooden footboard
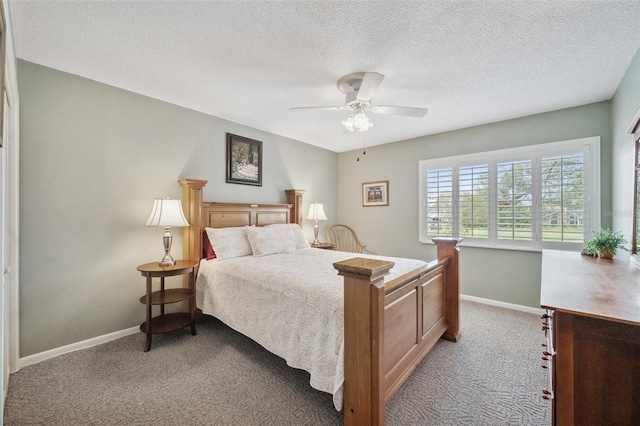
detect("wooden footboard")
[334,238,461,426]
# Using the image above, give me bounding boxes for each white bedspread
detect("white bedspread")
[195,247,427,411]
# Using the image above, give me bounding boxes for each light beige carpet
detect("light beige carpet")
[4,300,550,425]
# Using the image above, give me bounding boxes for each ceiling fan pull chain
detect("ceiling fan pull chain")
[357,136,367,162]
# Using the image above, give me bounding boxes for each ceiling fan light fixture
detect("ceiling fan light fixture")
[342,111,373,132]
[289,72,428,133]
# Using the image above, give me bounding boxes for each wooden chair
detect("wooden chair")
[327,224,365,253]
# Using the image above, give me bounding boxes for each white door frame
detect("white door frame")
[3,0,20,392]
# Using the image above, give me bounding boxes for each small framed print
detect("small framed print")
[362,180,389,207]
[226,133,262,186]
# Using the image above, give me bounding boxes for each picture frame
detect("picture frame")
[362,180,389,207]
[226,133,262,186]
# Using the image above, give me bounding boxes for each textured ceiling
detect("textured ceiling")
[10,0,640,152]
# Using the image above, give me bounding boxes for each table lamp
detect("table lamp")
[306,202,327,245]
[145,197,190,266]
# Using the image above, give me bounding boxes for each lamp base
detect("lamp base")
[312,223,320,245]
[159,255,175,267]
[159,227,175,266]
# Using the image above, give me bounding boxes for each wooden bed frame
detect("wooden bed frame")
[179,179,460,426]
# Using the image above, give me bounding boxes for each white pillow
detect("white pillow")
[266,223,310,249]
[245,225,296,257]
[205,227,253,260]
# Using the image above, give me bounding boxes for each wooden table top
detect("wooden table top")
[137,259,198,274]
[540,250,640,326]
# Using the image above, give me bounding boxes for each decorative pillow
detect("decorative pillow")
[266,223,310,249]
[245,225,296,257]
[202,231,216,260]
[205,227,252,260]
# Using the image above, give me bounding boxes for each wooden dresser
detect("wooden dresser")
[540,250,640,425]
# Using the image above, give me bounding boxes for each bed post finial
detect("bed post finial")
[433,237,462,342]
[285,189,305,226]
[178,179,208,263]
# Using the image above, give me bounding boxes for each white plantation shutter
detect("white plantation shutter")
[459,164,489,239]
[541,153,585,243]
[497,160,533,242]
[426,168,453,237]
[419,137,599,250]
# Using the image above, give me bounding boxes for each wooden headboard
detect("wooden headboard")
[178,179,305,263]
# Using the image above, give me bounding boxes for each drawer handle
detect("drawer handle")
[541,365,548,369]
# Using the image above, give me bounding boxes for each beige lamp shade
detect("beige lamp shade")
[306,202,327,221]
[145,198,190,228]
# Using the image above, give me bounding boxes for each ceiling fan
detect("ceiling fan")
[288,72,428,132]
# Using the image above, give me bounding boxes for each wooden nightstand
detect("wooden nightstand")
[311,242,335,250]
[136,260,198,352]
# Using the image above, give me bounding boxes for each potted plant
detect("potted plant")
[584,228,628,258]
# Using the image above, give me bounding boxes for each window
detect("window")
[419,137,600,251]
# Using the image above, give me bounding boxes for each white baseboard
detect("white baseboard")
[15,296,540,369]
[461,294,544,315]
[17,326,139,370]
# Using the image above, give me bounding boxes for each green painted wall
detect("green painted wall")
[611,47,640,241]
[337,101,612,308]
[18,60,338,356]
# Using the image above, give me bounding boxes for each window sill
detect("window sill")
[421,239,547,253]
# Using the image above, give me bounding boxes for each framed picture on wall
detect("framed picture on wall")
[362,180,389,207]
[226,133,262,186]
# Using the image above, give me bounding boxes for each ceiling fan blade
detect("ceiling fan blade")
[355,72,384,101]
[372,105,428,118]
[288,106,344,112]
